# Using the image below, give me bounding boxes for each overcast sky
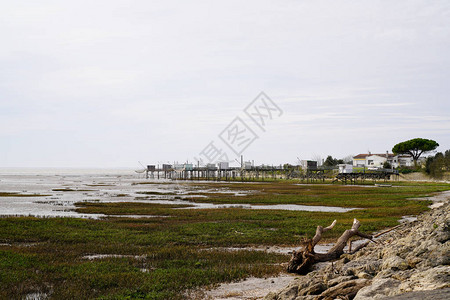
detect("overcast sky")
[1,0,449,168]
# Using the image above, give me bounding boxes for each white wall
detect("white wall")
[353,154,413,168]
[353,159,365,167]
[366,155,387,167]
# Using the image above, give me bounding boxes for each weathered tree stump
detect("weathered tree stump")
[287,219,374,275]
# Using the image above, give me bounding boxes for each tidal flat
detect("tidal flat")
[0,170,449,299]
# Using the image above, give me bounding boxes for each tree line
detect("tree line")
[392,138,448,179]
[425,150,450,179]
[321,138,448,179]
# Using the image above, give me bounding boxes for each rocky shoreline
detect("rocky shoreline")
[266,192,450,300]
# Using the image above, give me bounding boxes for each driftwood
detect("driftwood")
[316,278,371,300]
[287,219,374,275]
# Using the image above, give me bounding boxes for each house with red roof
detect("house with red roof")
[353,151,413,168]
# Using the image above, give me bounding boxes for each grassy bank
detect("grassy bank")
[0,182,448,299]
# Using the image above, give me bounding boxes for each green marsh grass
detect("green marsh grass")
[0,181,448,299]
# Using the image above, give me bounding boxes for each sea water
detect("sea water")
[0,168,356,218]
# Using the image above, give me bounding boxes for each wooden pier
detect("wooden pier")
[143,164,399,184]
[144,165,289,182]
[332,169,399,184]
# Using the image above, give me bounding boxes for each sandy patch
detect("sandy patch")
[203,274,296,300]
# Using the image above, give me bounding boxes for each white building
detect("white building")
[352,152,413,168]
[338,164,354,173]
[397,155,415,167]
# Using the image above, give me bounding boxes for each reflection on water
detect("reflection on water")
[0,168,357,219]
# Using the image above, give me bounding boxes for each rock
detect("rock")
[353,278,401,300]
[433,222,450,243]
[267,284,298,300]
[398,265,450,292]
[341,258,382,276]
[409,239,439,259]
[405,256,422,268]
[357,272,373,279]
[266,274,324,300]
[327,275,356,287]
[390,270,414,282]
[317,279,370,300]
[373,269,395,279]
[378,287,450,300]
[264,291,277,300]
[297,282,326,296]
[322,257,349,274]
[417,241,450,268]
[381,255,409,271]
[266,198,450,300]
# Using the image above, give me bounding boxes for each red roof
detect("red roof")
[353,153,395,159]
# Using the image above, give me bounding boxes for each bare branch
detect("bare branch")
[324,220,337,231]
[373,224,402,238]
[312,220,337,246]
[355,231,373,240]
[288,219,378,275]
[351,218,361,231]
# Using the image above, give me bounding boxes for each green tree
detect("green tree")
[323,155,336,167]
[323,156,344,167]
[425,156,434,174]
[426,152,445,179]
[392,138,439,165]
[445,150,450,171]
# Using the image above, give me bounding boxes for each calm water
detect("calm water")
[0,168,356,218]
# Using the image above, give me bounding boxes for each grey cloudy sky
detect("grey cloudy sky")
[1,0,449,168]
